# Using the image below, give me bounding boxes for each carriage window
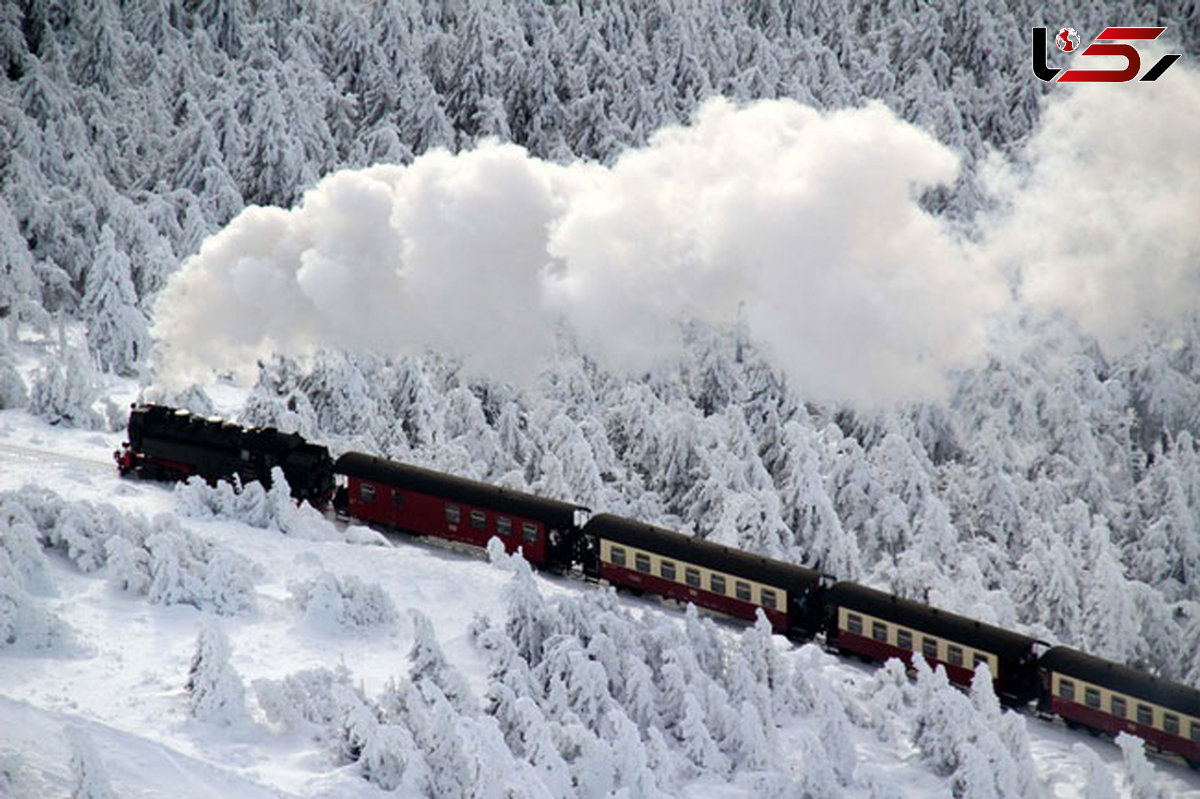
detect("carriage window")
[1164,714,1180,735]
[846,614,863,634]
[1084,688,1101,709]
[947,646,963,667]
[761,589,777,609]
[1110,696,1126,719]
[685,568,701,587]
[522,523,538,543]
[609,545,626,567]
[974,654,989,671]
[1191,721,1200,742]
[660,560,676,581]
[359,483,376,502]
[635,553,651,573]
[470,510,487,530]
[1137,704,1153,726]
[735,581,752,601]
[1058,679,1075,701]
[391,489,404,508]
[896,629,913,651]
[872,622,888,642]
[710,574,726,595]
[497,517,513,537]
[444,504,460,524]
[923,638,938,661]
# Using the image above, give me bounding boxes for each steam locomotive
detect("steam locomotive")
[115,403,1200,768]
[114,404,334,505]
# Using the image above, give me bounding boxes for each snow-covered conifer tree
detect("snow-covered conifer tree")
[409,609,475,714]
[1016,534,1080,642]
[28,347,101,428]
[616,657,660,732]
[0,2,25,78]
[501,550,558,666]
[778,421,861,577]
[1116,732,1166,799]
[911,657,966,776]
[0,548,71,651]
[1073,743,1119,799]
[82,225,149,376]
[604,710,659,797]
[0,196,39,328]
[104,535,151,597]
[411,689,475,799]
[0,353,27,410]
[512,696,572,796]
[1081,514,1141,664]
[677,691,728,776]
[359,722,422,792]
[292,571,397,632]
[186,619,246,725]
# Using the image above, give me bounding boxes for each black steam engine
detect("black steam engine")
[114,404,334,506]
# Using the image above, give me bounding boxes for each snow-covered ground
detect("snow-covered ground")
[2,403,1199,799]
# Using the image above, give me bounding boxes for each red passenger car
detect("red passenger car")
[334,452,588,570]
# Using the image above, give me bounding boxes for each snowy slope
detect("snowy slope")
[2,408,1199,799]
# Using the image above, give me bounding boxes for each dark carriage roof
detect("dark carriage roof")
[131,404,319,456]
[825,582,1038,660]
[334,452,587,528]
[583,513,822,592]
[1041,646,1200,718]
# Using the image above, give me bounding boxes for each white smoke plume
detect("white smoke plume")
[154,98,994,406]
[544,100,998,404]
[984,58,1200,353]
[153,150,584,384]
[153,67,1200,407]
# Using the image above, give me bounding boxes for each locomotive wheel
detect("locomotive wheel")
[1064,720,1081,731]
[1187,758,1199,771]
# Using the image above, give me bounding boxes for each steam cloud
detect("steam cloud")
[154,70,1200,407]
[984,62,1200,353]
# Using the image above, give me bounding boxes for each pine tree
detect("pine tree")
[1081,514,1141,664]
[186,619,246,725]
[28,346,101,428]
[1015,535,1080,642]
[778,420,860,577]
[82,225,149,376]
[1116,732,1167,799]
[0,2,26,80]
[677,691,728,776]
[71,0,126,93]
[0,196,39,326]
[409,609,476,714]
[1073,742,1119,799]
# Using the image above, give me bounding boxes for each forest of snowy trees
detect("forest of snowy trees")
[2,0,1200,778]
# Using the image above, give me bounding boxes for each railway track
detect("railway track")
[0,440,116,472]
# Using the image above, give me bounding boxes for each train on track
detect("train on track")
[115,403,1200,768]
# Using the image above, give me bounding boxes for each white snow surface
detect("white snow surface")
[0,406,1198,799]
